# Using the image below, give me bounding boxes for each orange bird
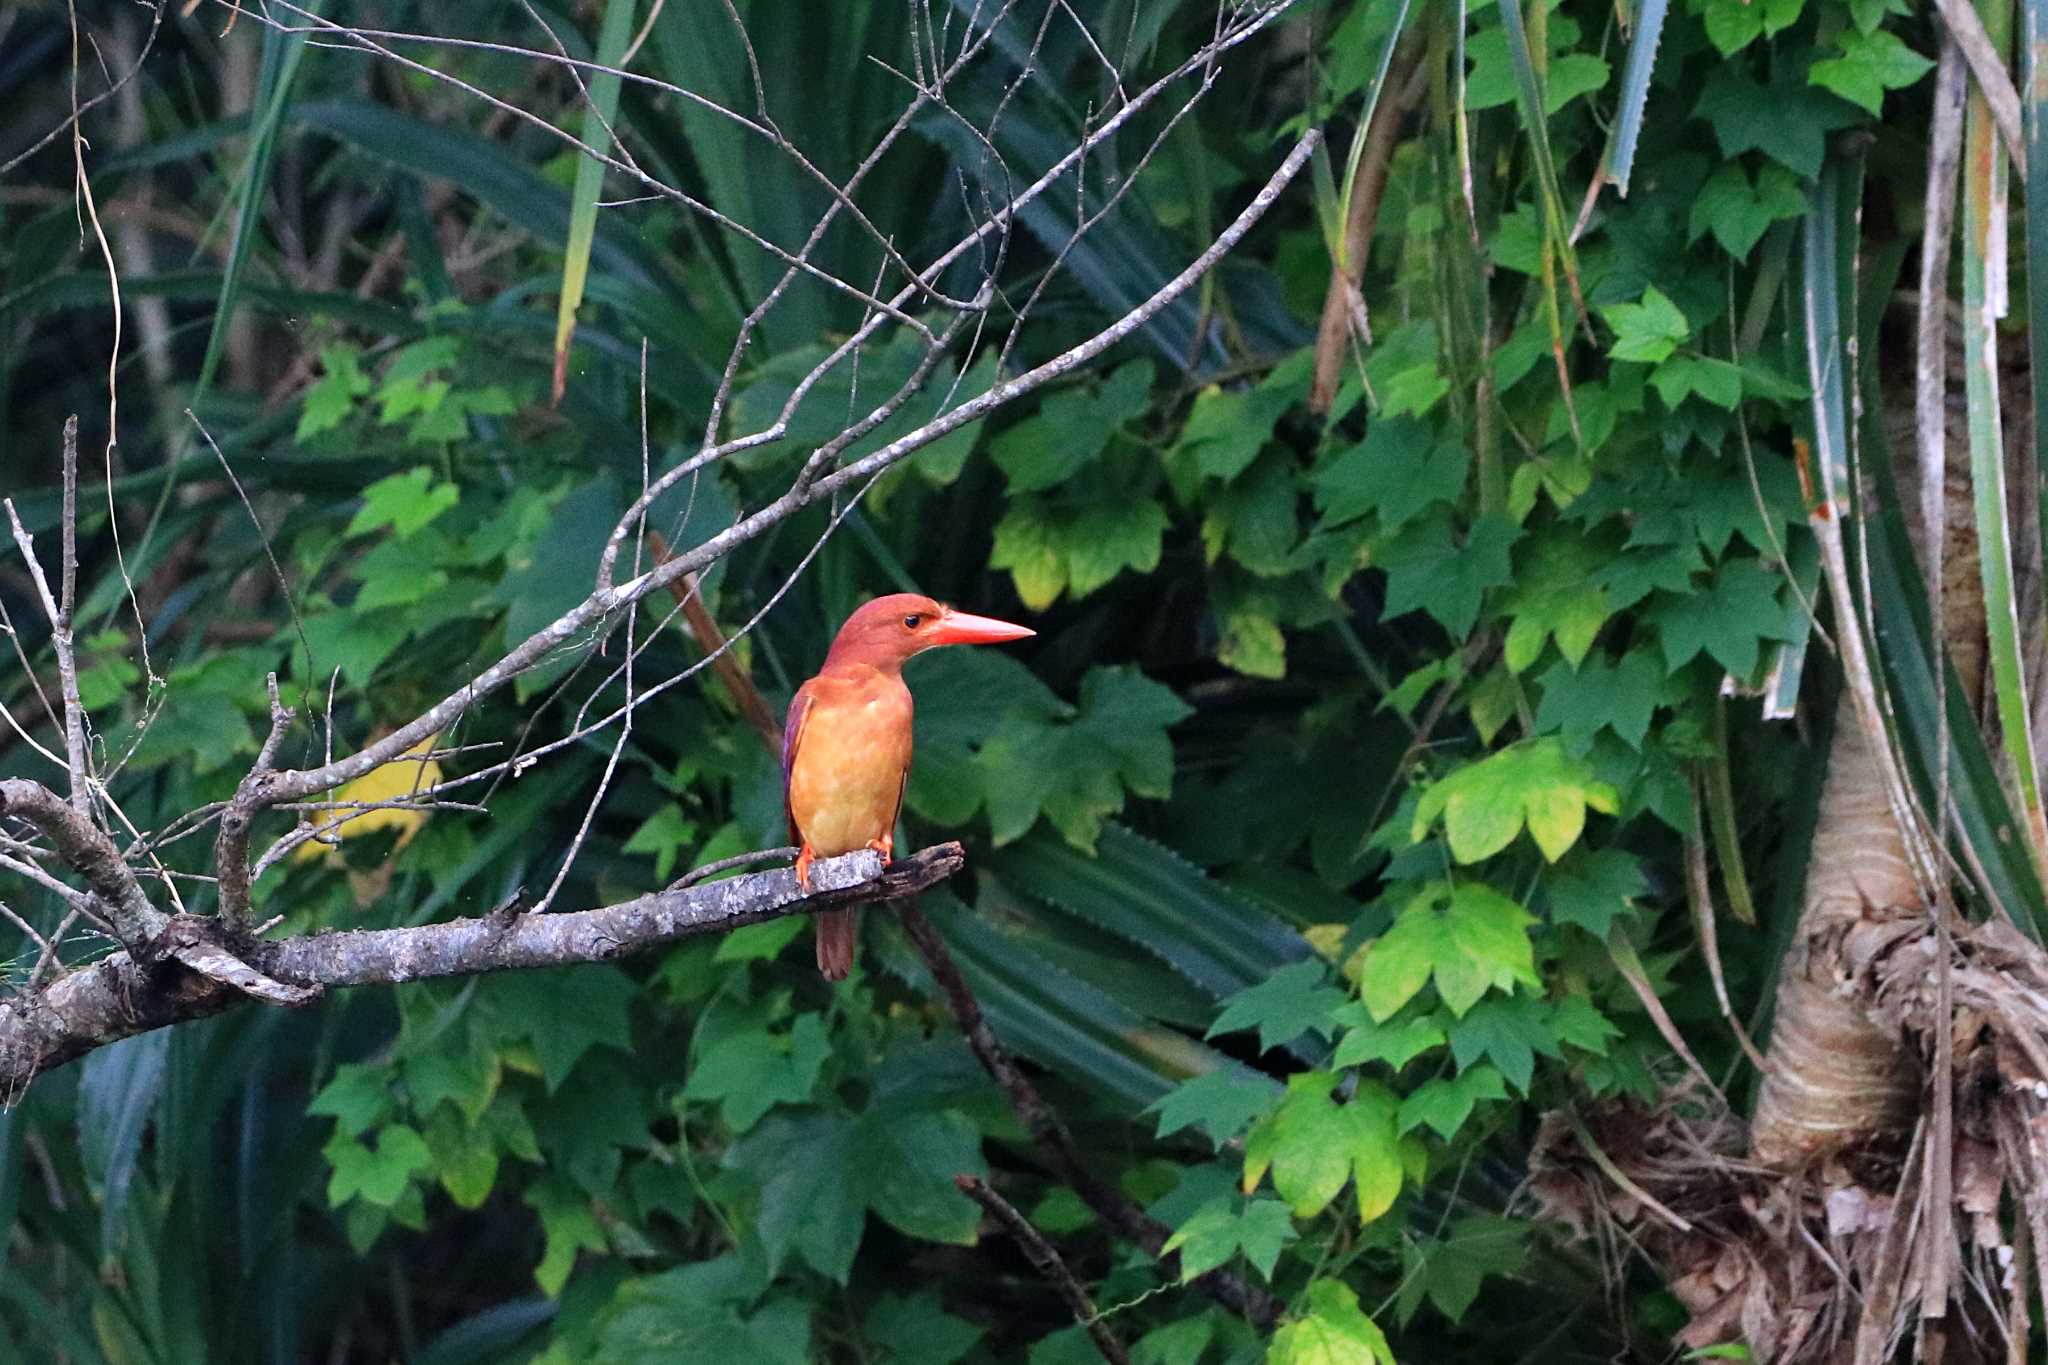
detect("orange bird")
[785,593,1034,979]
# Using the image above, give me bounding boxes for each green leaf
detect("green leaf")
[1396,1064,1509,1140]
[1358,884,1539,1020]
[1686,161,1807,260]
[866,1292,985,1365]
[1149,1068,1284,1149]
[296,344,373,439]
[1268,1279,1395,1365]
[1378,514,1520,639]
[1601,286,1689,364]
[308,1062,394,1138]
[853,1108,985,1244]
[1241,1071,1403,1222]
[1172,368,1300,481]
[528,1178,606,1297]
[991,496,1170,609]
[1411,737,1621,863]
[1651,354,1746,410]
[683,1014,830,1132]
[1446,996,1561,1093]
[1161,1196,1298,1282]
[1331,1011,1447,1070]
[1312,418,1471,532]
[1207,961,1347,1054]
[1533,649,1663,753]
[728,1110,866,1283]
[1699,0,1803,55]
[973,669,1191,850]
[1395,1216,1529,1325]
[1809,28,1935,115]
[1501,536,1612,670]
[480,965,637,1090]
[325,1124,432,1208]
[993,360,1154,491]
[1694,66,1860,177]
[1647,556,1802,677]
[623,803,696,881]
[346,466,461,539]
[1543,847,1649,936]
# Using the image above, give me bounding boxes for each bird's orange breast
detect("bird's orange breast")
[786,671,913,857]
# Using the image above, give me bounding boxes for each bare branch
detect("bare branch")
[957,1175,1130,1365]
[4,468,92,817]
[0,779,164,950]
[0,844,960,1093]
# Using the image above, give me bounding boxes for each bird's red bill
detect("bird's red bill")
[928,610,1035,646]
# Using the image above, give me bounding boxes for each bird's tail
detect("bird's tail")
[816,908,859,981]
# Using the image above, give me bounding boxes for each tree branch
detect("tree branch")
[957,1174,1130,1365]
[0,844,960,1095]
[0,778,165,950]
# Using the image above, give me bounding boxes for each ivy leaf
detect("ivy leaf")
[1161,1196,1298,1282]
[1378,514,1520,639]
[683,1013,831,1132]
[481,966,637,1091]
[1446,996,1561,1094]
[972,665,1191,850]
[1501,537,1612,671]
[1397,1065,1509,1140]
[1395,1216,1529,1325]
[1809,28,1935,115]
[728,1110,866,1283]
[1357,884,1539,1020]
[1551,995,1622,1053]
[1542,848,1649,936]
[867,1293,985,1365]
[1331,1010,1447,1070]
[1241,1072,1403,1222]
[1686,161,1807,261]
[1268,1279,1395,1365]
[297,344,373,440]
[346,466,460,539]
[528,1177,607,1297]
[1648,556,1802,677]
[1207,961,1347,1054]
[991,496,1169,609]
[1411,738,1621,863]
[1600,287,1689,365]
[854,1108,985,1245]
[1699,0,1804,56]
[623,804,697,881]
[325,1124,432,1208]
[1649,354,1745,411]
[993,360,1153,492]
[1695,66,1860,178]
[1533,649,1663,753]
[1312,418,1471,533]
[309,1063,394,1138]
[1173,363,1302,480]
[1148,1068,1282,1149]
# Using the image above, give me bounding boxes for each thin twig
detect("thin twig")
[957,1175,1131,1365]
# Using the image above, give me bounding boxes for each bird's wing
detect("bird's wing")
[781,683,815,844]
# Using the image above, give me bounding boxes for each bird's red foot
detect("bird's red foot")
[795,843,815,894]
[866,835,893,865]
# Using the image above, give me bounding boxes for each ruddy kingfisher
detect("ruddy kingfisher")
[784,593,1034,979]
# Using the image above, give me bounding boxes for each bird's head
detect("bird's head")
[823,593,1034,671]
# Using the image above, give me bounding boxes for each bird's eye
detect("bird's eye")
[903,614,923,630]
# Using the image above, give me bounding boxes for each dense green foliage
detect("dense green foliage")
[0,0,1995,1359]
